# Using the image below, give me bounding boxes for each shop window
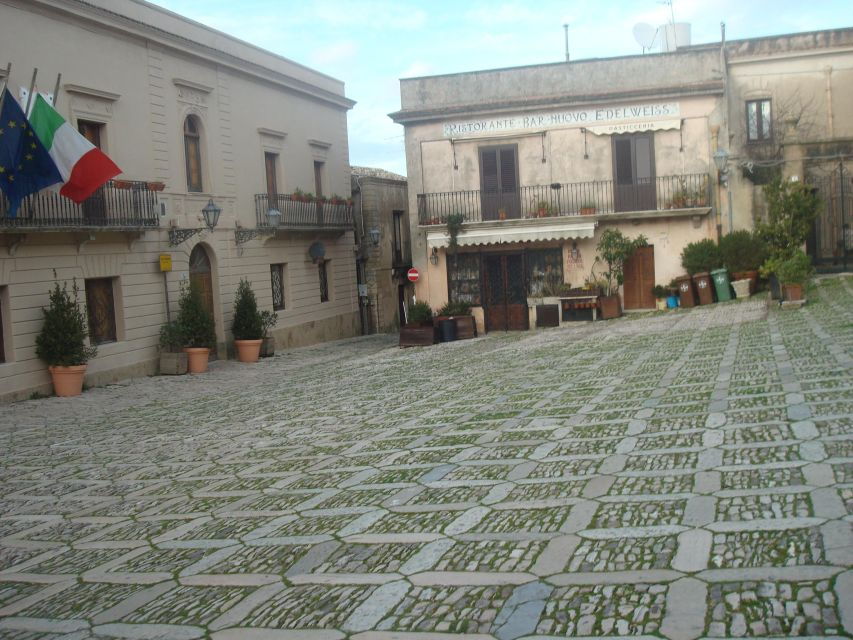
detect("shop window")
[184,115,203,192]
[319,260,329,302]
[746,99,772,142]
[270,263,286,311]
[526,248,563,296]
[85,278,117,344]
[448,253,481,305]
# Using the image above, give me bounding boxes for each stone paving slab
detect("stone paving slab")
[1,277,852,638]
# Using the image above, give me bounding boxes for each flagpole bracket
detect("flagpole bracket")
[168,227,202,246]
[5,233,26,257]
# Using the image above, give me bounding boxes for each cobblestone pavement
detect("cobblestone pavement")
[1,277,851,640]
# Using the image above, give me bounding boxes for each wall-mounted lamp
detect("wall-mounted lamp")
[713,148,730,184]
[570,240,580,261]
[429,247,439,265]
[169,198,222,246]
[368,228,380,246]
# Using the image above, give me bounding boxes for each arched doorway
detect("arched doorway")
[189,244,216,354]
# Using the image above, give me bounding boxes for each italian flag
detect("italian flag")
[29,94,121,202]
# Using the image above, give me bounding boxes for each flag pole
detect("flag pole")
[51,73,62,108]
[25,67,37,115]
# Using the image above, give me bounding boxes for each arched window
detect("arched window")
[184,116,203,192]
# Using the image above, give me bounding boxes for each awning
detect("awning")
[587,119,681,136]
[426,219,596,250]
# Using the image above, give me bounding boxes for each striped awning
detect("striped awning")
[426,219,596,249]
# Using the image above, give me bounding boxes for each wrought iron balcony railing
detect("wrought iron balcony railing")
[1,180,161,229]
[255,193,353,230]
[417,173,711,225]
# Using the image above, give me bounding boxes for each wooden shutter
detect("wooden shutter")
[85,278,117,344]
[78,121,102,149]
[265,153,278,197]
[314,161,324,197]
[499,148,517,194]
[614,138,633,185]
[480,149,499,193]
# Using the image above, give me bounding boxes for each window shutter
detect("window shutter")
[480,149,499,193]
[614,138,633,185]
[499,148,517,194]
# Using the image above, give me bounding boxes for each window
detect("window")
[448,253,481,305]
[479,145,519,219]
[318,260,329,302]
[392,210,404,264]
[77,120,104,149]
[184,116,203,192]
[0,288,6,363]
[314,161,324,197]
[265,152,278,197]
[270,263,286,311]
[746,99,772,142]
[85,278,117,344]
[526,248,563,296]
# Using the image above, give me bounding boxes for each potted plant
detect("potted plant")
[720,229,766,294]
[680,239,721,305]
[536,200,552,218]
[159,321,187,375]
[147,181,166,192]
[113,179,133,190]
[579,201,597,216]
[437,300,476,340]
[259,310,278,358]
[400,301,436,347]
[762,249,813,302]
[35,279,98,397]
[292,188,306,202]
[595,229,648,319]
[652,285,668,311]
[176,281,216,373]
[232,279,264,363]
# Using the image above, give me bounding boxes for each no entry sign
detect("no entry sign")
[407,268,420,283]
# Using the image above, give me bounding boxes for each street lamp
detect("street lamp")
[368,227,380,247]
[713,149,734,234]
[202,199,222,231]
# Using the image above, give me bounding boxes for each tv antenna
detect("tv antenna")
[632,23,658,53]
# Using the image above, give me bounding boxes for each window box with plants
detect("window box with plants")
[232,279,267,363]
[35,279,98,397]
[159,321,187,375]
[594,229,648,319]
[400,301,437,347]
[177,281,217,373]
[579,201,597,216]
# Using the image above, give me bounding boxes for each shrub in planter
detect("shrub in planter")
[680,239,722,276]
[36,279,98,396]
[401,301,435,347]
[652,285,668,310]
[763,249,813,302]
[595,229,648,319]
[176,281,216,373]
[406,301,433,325]
[259,310,278,358]
[756,177,820,257]
[159,321,187,375]
[232,279,264,363]
[438,300,475,339]
[720,230,767,293]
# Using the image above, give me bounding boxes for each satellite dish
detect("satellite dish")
[633,23,657,51]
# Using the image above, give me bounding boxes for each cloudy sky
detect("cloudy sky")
[150,0,848,176]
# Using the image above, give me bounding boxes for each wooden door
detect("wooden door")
[623,245,656,309]
[189,244,216,354]
[484,253,528,332]
[479,145,520,221]
[612,133,656,212]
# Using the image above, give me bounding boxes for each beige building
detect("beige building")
[390,27,853,332]
[0,0,358,402]
[351,166,411,333]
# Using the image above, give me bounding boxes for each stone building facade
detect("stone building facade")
[351,167,411,333]
[390,27,853,332]
[0,0,358,401]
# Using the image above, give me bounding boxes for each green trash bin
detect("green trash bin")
[711,268,732,302]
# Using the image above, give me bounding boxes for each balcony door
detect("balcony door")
[479,145,520,221]
[612,133,656,212]
[78,120,107,225]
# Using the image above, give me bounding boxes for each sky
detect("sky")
[150,0,850,177]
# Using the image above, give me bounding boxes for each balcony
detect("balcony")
[256,193,353,232]
[1,180,161,230]
[418,173,711,225]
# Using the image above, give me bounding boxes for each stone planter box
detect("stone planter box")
[160,351,187,375]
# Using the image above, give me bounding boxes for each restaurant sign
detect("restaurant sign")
[442,102,680,138]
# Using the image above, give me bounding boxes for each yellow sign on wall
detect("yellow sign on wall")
[159,254,172,272]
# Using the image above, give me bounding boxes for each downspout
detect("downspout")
[717,21,728,241]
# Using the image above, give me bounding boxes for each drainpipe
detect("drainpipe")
[717,21,728,241]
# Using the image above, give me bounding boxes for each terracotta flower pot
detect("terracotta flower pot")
[183,347,210,373]
[580,207,596,216]
[234,339,262,363]
[599,294,622,319]
[48,365,87,397]
[782,283,804,302]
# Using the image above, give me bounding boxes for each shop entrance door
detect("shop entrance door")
[623,245,656,309]
[484,253,528,331]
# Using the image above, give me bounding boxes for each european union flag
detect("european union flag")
[0,88,62,218]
